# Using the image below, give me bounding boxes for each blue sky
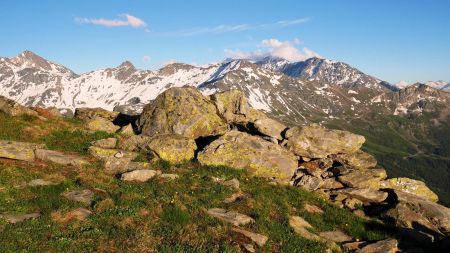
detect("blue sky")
[1,0,449,83]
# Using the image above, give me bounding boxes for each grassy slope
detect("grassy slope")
[326,112,450,206]
[0,113,394,252]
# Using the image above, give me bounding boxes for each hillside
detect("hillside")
[1,51,450,208]
[1,87,450,252]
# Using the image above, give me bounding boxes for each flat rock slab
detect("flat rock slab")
[0,140,45,162]
[207,208,254,226]
[288,216,320,241]
[302,203,324,214]
[35,149,88,167]
[319,230,353,243]
[121,169,160,182]
[91,138,117,149]
[224,192,251,204]
[28,179,58,187]
[62,189,94,205]
[356,239,398,253]
[159,173,179,180]
[232,227,268,247]
[0,212,40,223]
[333,188,388,204]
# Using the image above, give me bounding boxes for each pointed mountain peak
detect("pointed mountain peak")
[118,61,135,70]
[394,80,410,89]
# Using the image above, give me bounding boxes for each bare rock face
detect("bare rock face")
[145,134,196,164]
[285,124,365,158]
[139,87,227,139]
[380,177,438,202]
[0,95,38,117]
[198,130,298,181]
[74,107,119,121]
[209,89,265,124]
[91,138,117,149]
[332,150,377,170]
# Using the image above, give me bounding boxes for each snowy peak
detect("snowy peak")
[255,56,290,71]
[393,80,449,92]
[394,80,410,89]
[7,50,74,76]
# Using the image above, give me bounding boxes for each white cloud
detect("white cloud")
[142,55,151,62]
[158,18,309,37]
[75,14,146,28]
[225,38,320,62]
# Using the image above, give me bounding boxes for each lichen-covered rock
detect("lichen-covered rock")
[88,146,138,174]
[209,89,265,124]
[139,87,227,139]
[35,149,88,167]
[198,131,298,181]
[338,169,387,189]
[117,135,152,151]
[332,188,388,204]
[145,134,196,164]
[285,124,365,158]
[332,150,377,170]
[300,158,333,177]
[0,95,38,117]
[296,175,323,192]
[380,177,438,202]
[74,107,119,121]
[85,117,120,133]
[118,124,135,136]
[0,140,45,162]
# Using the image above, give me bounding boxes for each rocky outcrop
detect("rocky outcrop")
[74,107,119,121]
[284,124,365,158]
[139,87,227,139]
[0,95,38,117]
[198,130,297,180]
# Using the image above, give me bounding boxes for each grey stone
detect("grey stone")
[206,208,254,226]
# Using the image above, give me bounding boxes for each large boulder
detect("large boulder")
[139,87,227,139]
[74,107,119,121]
[145,134,196,164]
[0,95,38,117]
[253,117,287,140]
[198,130,297,180]
[0,140,45,162]
[380,177,438,202]
[284,124,365,158]
[209,90,265,124]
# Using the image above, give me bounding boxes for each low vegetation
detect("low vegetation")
[0,113,394,252]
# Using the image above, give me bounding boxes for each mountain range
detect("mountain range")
[1,51,450,205]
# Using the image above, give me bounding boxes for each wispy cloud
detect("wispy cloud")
[75,14,147,28]
[142,55,151,62]
[158,18,310,37]
[225,38,320,62]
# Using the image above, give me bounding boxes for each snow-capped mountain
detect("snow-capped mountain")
[0,51,448,123]
[256,56,396,92]
[394,80,450,91]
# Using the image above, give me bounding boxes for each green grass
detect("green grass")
[41,129,115,154]
[0,161,394,252]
